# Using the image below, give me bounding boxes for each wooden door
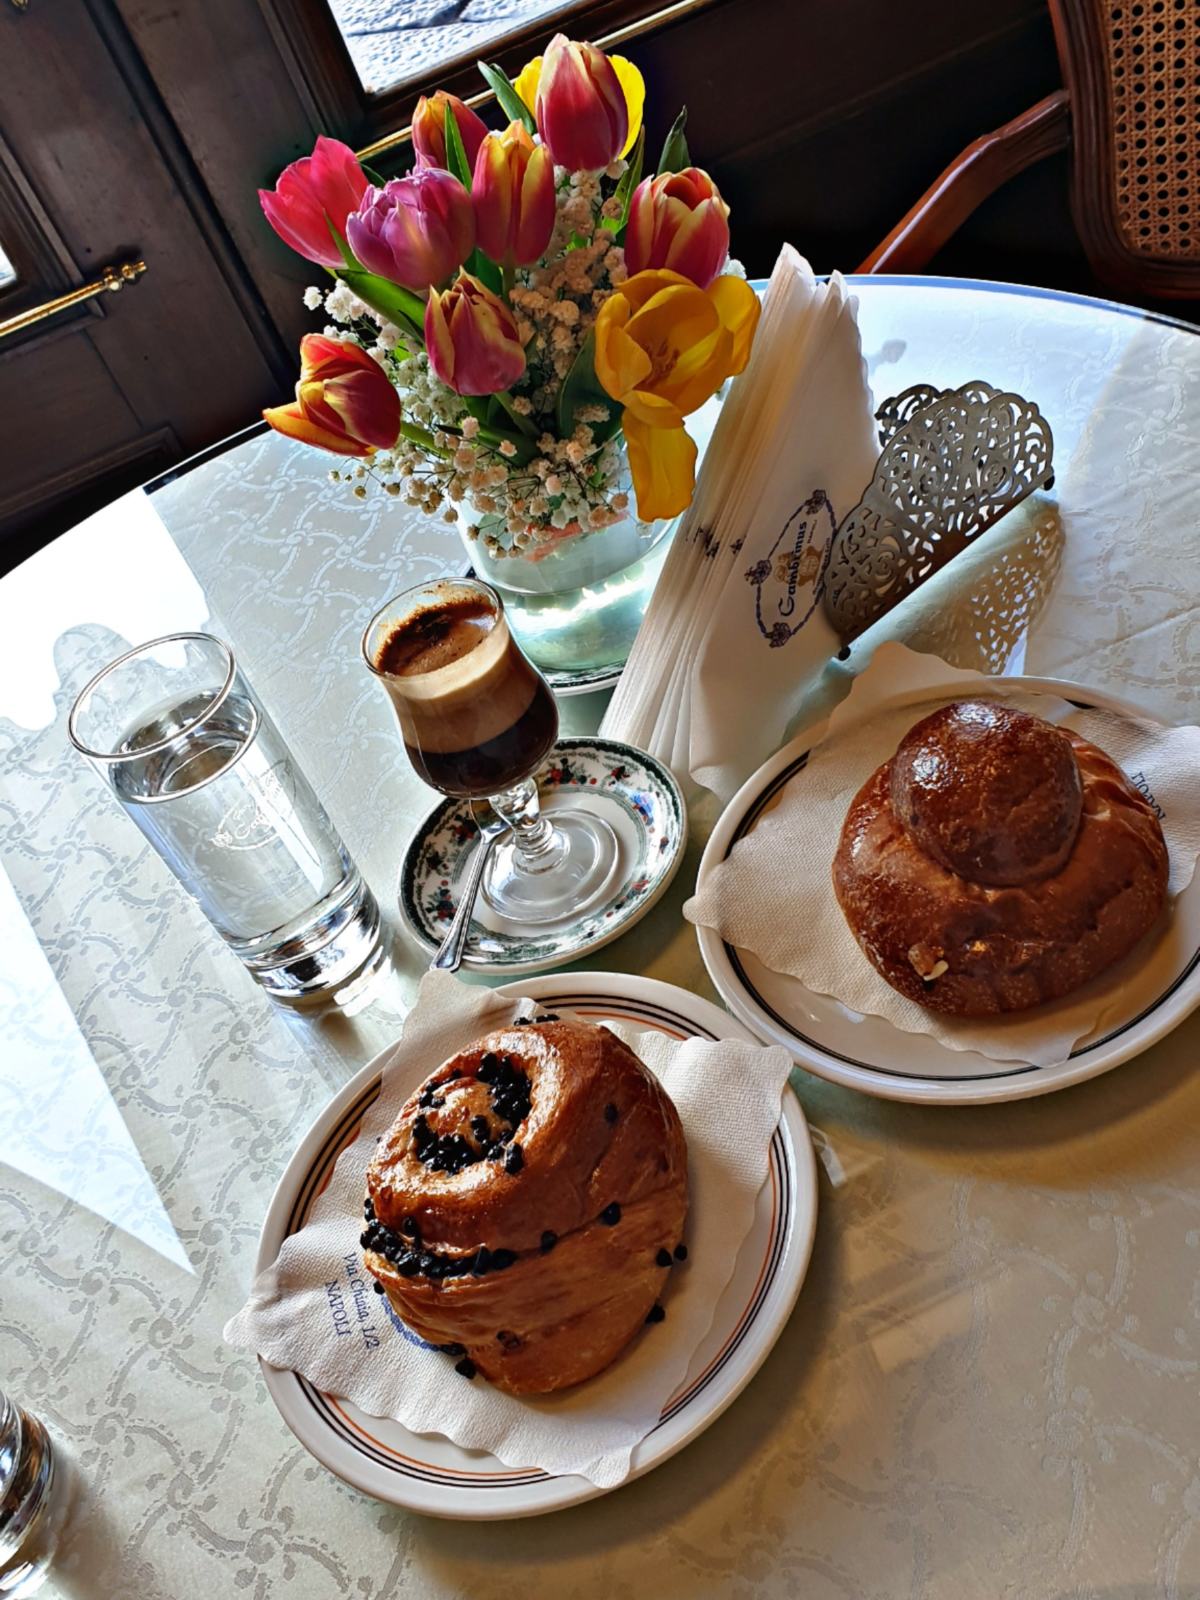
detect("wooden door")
[0,0,287,568]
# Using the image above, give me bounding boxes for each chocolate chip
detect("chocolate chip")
[472,1246,492,1276]
[604,1103,618,1123]
[673,1243,688,1262]
[400,1217,417,1237]
[656,1249,672,1268]
[504,1144,524,1175]
[471,1115,491,1144]
[600,1202,621,1226]
[439,1342,466,1356]
[397,1255,420,1277]
[540,1231,557,1253]
[363,1197,375,1219]
[645,1302,665,1324]
[454,1357,477,1379]
[496,1330,520,1348]
[359,1230,372,1248]
[489,1248,517,1270]
[538,1012,560,1022]
[372,1280,385,1294]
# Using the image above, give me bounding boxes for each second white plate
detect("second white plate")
[695,671,1200,1105]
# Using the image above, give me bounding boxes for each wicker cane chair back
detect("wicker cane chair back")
[1052,0,1200,295]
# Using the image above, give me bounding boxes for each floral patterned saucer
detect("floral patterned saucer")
[398,737,687,975]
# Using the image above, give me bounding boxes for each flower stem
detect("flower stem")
[492,391,538,439]
[399,421,451,456]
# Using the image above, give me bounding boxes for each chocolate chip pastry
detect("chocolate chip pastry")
[362,1018,689,1394]
[832,699,1169,1016]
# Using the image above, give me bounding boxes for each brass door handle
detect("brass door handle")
[0,258,147,340]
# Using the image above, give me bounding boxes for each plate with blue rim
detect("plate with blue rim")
[255,971,817,1519]
[398,736,687,975]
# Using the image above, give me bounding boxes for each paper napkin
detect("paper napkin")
[224,970,794,1490]
[601,246,879,803]
[684,643,1200,1067]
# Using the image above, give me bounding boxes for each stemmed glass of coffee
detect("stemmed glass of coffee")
[363,578,619,924]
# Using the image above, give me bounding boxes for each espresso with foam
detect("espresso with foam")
[374,589,557,797]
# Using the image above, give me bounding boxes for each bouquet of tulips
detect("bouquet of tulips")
[259,34,760,561]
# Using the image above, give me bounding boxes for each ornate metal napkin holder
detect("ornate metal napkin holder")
[821,380,1055,641]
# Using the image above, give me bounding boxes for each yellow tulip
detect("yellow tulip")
[594,269,760,521]
[513,49,644,160]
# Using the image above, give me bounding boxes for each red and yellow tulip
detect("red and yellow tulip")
[263,334,401,457]
[514,42,643,163]
[411,90,489,172]
[594,269,760,521]
[258,136,368,269]
[425,272,526,396]
[516,35,631,171]
[471,122,556,270]
[625,168,730,288]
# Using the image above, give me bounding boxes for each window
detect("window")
[330,0,579,95]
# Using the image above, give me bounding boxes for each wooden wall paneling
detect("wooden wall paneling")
[111,0,330,353]
[0,0,281,445]
[613,0,1067,278]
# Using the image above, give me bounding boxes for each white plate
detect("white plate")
[255,972,817,1518]
[696,672,1200,1106]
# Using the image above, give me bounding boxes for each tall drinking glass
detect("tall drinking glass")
[69,632,382,1002]
[362,578,619,923]
[0,1391,66,1597]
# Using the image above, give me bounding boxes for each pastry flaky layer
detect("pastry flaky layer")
[833,700,1170,1017]
[362,1018,688,1394]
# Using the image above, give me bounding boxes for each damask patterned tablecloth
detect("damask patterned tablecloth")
[2,278,1199,1599]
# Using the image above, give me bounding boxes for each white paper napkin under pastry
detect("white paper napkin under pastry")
[224,971,794,1490]
[601,246,879,804]
[684,643,1200,1067]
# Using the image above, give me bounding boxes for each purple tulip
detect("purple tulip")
[346,170,475,293]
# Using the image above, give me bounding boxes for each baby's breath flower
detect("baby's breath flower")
[303,285,324,309]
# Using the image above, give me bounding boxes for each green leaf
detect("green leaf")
[477,60,537,135]
[361,162,386,187]
[443,102,473,189]
[338,269,425,343]
[326,215,358,270]
[602,126,645,239]
[657,107,690,176]
[467,249,502,293]
[556,329,623,445]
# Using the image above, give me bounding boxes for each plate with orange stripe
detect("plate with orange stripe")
[255,972,817,1519]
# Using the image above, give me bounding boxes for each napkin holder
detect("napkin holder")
[820,380,1055,643]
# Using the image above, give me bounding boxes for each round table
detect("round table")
[3,277,1199,1599]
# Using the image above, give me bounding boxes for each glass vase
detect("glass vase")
[457,459,676,684]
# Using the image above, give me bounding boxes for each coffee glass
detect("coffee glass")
[363,578,619,924]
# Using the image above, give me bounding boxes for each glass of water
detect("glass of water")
[68,632,382,1003]
[0,1391,65,1597]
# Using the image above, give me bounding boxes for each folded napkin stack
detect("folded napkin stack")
[601,245,879,802]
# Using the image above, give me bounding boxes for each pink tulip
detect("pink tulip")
[346,170,475,292]
[411,90,489,172]
[625,168,731,288]
[471,122,556,268]
[425,273,526,396]
[258,136,369,268]
[535,35,627,172]
[264,335,401,457]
